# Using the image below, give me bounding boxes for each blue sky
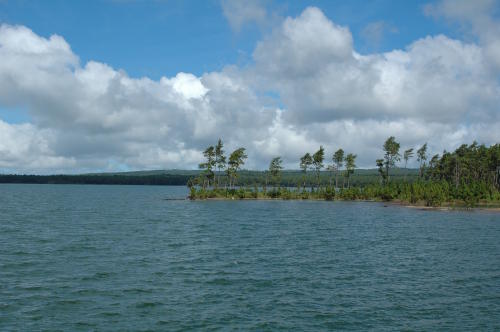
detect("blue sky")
[0,0,499,173]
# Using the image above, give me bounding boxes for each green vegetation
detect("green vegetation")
[269,156,283,190]
[417,143,428,179]
[189,138,500,208]
[0,173,191,185]
[2,138,498,208]
[345,153,357,189]
[299,152,313,188]
[382,136,400,183]
[215,138,226,188]
[0,168,415,186]
[312,146,325,190]
[333,148,344,189]
[227,147,248,189]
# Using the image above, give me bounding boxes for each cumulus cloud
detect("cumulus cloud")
[0,5,499,173]
[0,120,76,173]
[252,7,500,126]
[424,0,500,69]
[0,24,277,172]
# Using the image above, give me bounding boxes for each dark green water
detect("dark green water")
[1,184,499,331]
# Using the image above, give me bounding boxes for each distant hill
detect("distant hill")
[0,168,418,186]
[84,169,201,176]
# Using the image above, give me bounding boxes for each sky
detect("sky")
[0,0,499,173]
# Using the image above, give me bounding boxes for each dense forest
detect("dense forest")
[190,138,500,208]
[0,174,190,185]
[0,169,415,186]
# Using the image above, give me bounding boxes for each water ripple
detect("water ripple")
[0,184,499,331]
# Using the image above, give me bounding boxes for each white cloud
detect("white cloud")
[254,7,353,77]
[0,120,76,173]
[0,5,499,173]
[424,0,500,70]
[0,24,279,172]
[251,8,499,125]
[170,72,209,100]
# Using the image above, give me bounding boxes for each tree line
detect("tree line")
[0,174,190,185]
[376,137,500,187]
[191,137,500,207]
[195,140,358,191]
[195,139,248,189]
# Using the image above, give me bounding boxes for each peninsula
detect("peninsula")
[188,137,500,208]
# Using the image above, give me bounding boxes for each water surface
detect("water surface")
[0,184,499,331]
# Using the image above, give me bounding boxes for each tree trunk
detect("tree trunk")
[217,167,220,188]
[404,161,407,182]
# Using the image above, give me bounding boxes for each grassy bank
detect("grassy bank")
[189,181,500,209]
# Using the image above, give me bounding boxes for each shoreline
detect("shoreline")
[388,201,500,212]
[187,196,500,212]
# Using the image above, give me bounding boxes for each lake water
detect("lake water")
[0,184,499,331]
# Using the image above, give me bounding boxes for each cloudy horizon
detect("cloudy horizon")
[0,0,499,174]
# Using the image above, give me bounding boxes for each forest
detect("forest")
[190,138,500,208]
[0,174,190,185]
[0,168,414,186]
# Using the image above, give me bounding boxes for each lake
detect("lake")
[0,184,499,331]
